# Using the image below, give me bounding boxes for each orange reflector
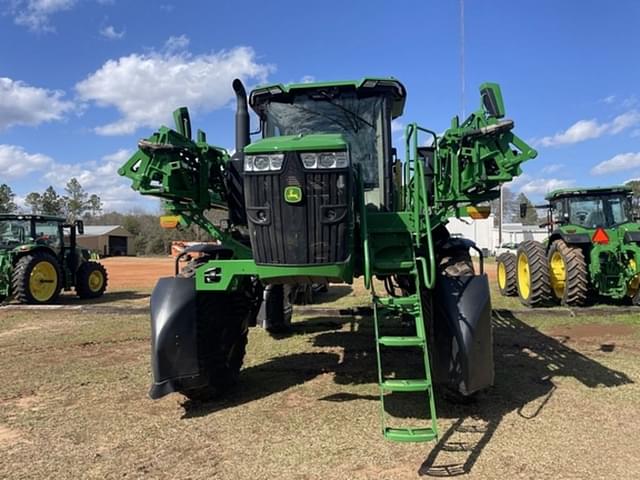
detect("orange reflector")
[160,215,181,229]
[592,228,609,244]
[466,206,491,219]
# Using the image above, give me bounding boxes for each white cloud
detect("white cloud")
[0,77,74,129]
[164,34,189,53]
[0,144,53,178]
[520,178,575,195]
[506,173,573,196]
[541,163,564,174]
[75,37,274,135]
[391,119,404,134]
[300,75,315,84]
[601,95,616,104]
[99,25,124,40]
[9,0,77,32]
[43,149,149,211]
[537,110,640,147]
[591,152,640,175]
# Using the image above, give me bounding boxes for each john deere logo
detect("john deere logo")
[284,186,302,203]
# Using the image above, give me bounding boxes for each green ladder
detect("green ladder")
[372,262,438,443]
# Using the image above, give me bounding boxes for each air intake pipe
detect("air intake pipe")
[232,79,250,153]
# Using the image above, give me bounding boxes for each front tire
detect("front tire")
[76,262,108,299]
[496,252,517,296]
[547,240,588,306]
[11,252,62,304]
[178,260,255,401]
[516,241,552,307]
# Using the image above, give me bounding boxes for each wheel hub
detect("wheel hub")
[549,251,566,299]
[29,261,57,302]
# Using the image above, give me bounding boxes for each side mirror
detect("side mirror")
[519,203,528,218]
[75,220,84,235]
[479,82,505,119]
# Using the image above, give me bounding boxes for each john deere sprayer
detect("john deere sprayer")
[497,186,640,307]
[0,214,108,304]
[119,77,536,442]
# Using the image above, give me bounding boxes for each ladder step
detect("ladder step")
[378,336,424,347]
[381,379,430,392]
[373,260,415,271]
[384,427,437,443]
[376,295,419,307]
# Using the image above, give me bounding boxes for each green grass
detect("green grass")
[1,285,639,479]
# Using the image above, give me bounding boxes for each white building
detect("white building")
[446,216,547,255]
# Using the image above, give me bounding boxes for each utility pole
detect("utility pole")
[459,0,465,119]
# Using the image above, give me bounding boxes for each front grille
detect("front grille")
[244,151,350,265]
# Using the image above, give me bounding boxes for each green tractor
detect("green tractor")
[119,77,536,442]
[0,214,108,304]
[496,186,640,307]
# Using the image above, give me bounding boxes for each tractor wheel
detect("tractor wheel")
[76,262,108,299]
[628,258,640,306]
[258,284,293,334]
[496,253,517,296]
[547,240,588,306]
[438,248,475,276]
[516,241,552,308]
[178,259,256,401]
[11,252,62,304]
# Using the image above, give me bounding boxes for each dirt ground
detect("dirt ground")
[0,257,639,479]
[100,256,175,291]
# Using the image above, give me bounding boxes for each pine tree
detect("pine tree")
[0,184,17,213]
[40,186,65,216]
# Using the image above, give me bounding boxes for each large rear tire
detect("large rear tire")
[547,240,588,306]
[76,262,108,299]
[11,252,62,304]
[496,252,517,296]
[516,241,552,308]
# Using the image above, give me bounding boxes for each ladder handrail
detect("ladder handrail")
[405,123,438,289]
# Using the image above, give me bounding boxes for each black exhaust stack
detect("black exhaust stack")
[233,79,250,153]
[226,79,250,226]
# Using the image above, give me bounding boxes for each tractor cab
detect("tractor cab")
[0,215,68,253]
[249,78,406,209]
[547,186,634,229]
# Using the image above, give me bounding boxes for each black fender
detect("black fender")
[549,230,591,246]
[432,273,494,396]
[148,277,205,399]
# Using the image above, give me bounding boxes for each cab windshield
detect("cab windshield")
[0,219,29,248]
[565,194,632,228]
[262,94,387,189]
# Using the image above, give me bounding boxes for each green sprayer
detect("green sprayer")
[119,78,536,442]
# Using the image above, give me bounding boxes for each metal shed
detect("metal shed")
[77,225,134,256]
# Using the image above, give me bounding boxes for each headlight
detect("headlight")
[244,153,285,172]
[300,151,348,169]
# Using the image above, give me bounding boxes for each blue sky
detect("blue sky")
[1,0,639,211]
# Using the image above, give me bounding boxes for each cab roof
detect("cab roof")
[249,77,407,119]
[0,214,65,222]
[546,185,632,200]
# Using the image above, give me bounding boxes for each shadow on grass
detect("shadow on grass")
[312,285,354,304]
[177,310,633,476]
[416,309,632,477]
[181,352,340,418]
